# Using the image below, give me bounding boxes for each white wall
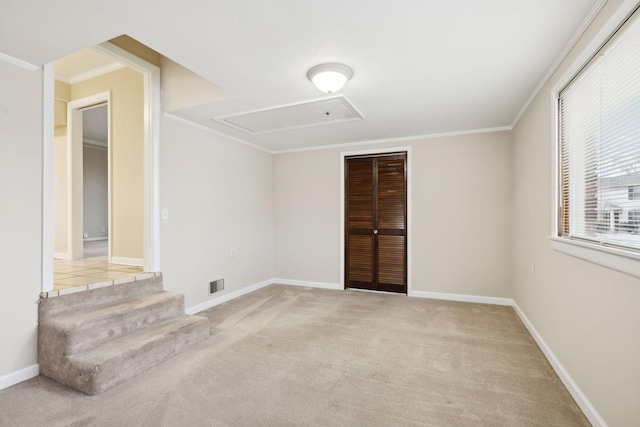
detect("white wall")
[159,116,274,308]
[511,0,640,425]
[274,131,513,298]
[0,61,42,381]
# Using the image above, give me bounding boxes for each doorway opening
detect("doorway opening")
[42,41,160,293]
[82,104,109,259]
[63,93,111,262]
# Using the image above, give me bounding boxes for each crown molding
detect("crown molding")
[273,126,512,154]
[511,0,608,128]
[0,51,38,71]
[66,63,126,85]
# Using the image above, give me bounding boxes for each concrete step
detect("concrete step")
[42,314,210,395]
[40,291,185,356]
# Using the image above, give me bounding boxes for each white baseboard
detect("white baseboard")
[83,237,107,242]
[409,290,513,306]
[53,252,70,260]
[274,278,342,290]
[512,302,606,427]
[186,278,275,315]
[110,257,144,267]
[0,364,39,391]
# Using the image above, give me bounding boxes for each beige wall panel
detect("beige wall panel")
[71,67,143,260]
[511,0,640,425]
[274,149,341,283]
[53,127,68,253]
[53,80,70,254]
[108,35,161,67]
[160,56,233,112]
[159,116,275,308]
[54,79,70,101]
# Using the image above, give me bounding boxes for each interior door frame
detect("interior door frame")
[340,146,412,294]
[64,94,111,262]
[41,41,160,292]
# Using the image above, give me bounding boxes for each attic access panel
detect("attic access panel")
[213,96,363,134]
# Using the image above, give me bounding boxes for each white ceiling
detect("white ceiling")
[0,0,601,152]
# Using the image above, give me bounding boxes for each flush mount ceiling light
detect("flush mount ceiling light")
[307,63,353,94]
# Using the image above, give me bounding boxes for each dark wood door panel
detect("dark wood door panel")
[346,160,374,229]
[378,235,405,290]
[345,153,407,294]
[347,234,374,284]
[377,158,406,231]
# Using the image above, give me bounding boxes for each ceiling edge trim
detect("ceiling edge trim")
[163,113,274,154]
[68,63,126,85]
[0,51,38,71]
[510,0,607,128]
[273,126,513,155]
[55,75,71,84]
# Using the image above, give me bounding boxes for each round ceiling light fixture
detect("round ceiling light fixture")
[307,63,353,94]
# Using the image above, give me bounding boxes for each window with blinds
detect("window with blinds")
[559,6,640,251]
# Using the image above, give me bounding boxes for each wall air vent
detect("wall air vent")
[213,96,363,135]
[209,279,224,294]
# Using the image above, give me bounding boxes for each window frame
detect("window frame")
[550,0,640,278]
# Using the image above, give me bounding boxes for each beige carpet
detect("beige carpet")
[0,285,588,426]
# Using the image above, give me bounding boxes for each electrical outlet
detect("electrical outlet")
[101,227,105,233]
[230,248,237,258]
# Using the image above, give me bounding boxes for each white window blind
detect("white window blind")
[559,7,640,251]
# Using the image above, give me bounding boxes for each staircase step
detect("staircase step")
[39,274,164,322]
[40,291,185,355]
[38,273,211,395]
[58,314,209,395]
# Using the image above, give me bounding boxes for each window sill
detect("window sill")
[549,236,640,279]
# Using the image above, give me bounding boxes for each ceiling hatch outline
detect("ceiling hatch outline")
[213,95,364,135]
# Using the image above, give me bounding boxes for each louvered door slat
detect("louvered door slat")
[378,235,406,292]
[347,161,374,229]
[378,158,406,230]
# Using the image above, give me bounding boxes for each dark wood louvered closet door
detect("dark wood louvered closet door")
[345,153,407,294]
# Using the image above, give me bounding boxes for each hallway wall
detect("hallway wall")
[0,61,43,382]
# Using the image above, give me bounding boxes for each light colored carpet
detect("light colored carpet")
[0,285,588,426]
